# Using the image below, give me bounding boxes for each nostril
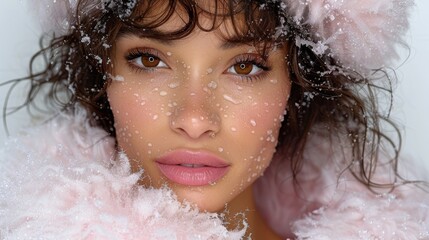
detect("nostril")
[169,109,221,139]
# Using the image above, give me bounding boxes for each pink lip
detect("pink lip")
[155,150,230,186]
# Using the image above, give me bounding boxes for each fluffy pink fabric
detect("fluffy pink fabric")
[253,130,429,239]
[1,108,429,239]
[282,0,414,74]
[0,109,245,239]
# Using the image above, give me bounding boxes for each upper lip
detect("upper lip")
[155,150,229,168]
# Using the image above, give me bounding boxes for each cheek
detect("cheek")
[107,82,170,157]
[224,85,289,181]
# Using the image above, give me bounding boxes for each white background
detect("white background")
[0,1,428,169]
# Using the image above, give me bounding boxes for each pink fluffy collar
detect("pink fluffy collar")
[1,110,428,239]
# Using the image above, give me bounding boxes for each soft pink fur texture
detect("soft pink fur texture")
[1,109,429,239]
[253,130,429,239]
[282,0,413,74]
[0,110,245,240]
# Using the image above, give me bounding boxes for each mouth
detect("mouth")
[155,150,230,186]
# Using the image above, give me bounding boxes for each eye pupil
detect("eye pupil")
[234,63,253,75]
[142,55,160,67]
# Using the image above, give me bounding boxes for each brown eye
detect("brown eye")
[141,55,161,68]
[233,63,253,75]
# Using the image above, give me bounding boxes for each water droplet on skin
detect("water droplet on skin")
[190,92,196,96]
[167,51,172,56]
[218,147,224,152]
[206,68,213,74]
[152,88,159,92]
[160,91,167,96]
[223,94,242,105]
[207,81,217,89]
[148,143,153,147]
[140,101,146,106]
[168,82,180,89]
[250,119,257,127]
[231,127,237,132]
[109,74,125,81]
[165,112,172,116]
[152,115,159,120]
[270,79,278,84]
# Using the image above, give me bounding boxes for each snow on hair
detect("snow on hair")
[29,0,414,75]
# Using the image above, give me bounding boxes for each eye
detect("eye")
[126,48,168,70]
[225,54,270,81]
[228,62,263,76]
[134,54,167,68]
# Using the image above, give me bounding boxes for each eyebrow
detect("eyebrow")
[117,28,176,46]
[117,27,255,50]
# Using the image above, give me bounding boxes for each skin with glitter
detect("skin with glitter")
[107,10,290,238]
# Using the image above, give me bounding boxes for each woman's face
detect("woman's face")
[108,12,291,212]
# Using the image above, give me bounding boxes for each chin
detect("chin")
[168,184,230,213]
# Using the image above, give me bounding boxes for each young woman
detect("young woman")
[1,0,428,239]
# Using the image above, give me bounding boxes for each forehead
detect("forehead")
[133,0,246,34]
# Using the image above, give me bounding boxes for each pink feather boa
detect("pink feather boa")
[1,108,429,239]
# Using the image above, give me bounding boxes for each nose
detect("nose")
[170,92,221,140]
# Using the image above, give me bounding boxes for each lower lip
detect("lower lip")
[156,163,229,186]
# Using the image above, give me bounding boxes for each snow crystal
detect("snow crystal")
[250,120,257,127]
[81,36,91,45]
[207,81,217,89]
[168,82,180,89]
[111,75,125,81]
[223,94,242,105]
[295,37,328,56]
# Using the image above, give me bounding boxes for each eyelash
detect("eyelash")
[125,48,164,73]
[124,48,272,82]
[229,54,271,83]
